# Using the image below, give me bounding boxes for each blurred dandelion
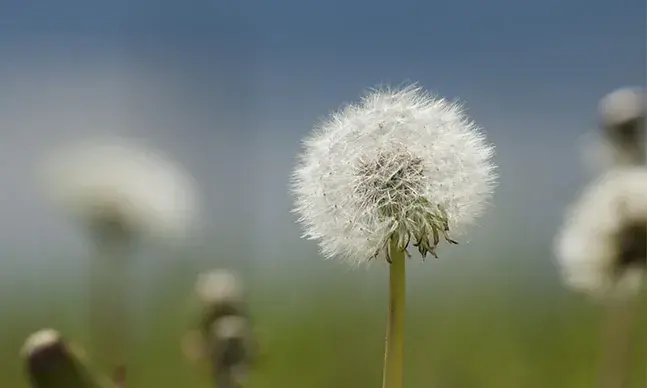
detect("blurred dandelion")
[183,269,257,388]
[555,167,647,388]
[291,84,497,388]
[22,328,117,388]
[556,87,646,388]
[42,138,198,245]
[556,168,647,298]
[599,87,645,165]
[580,87,645,172]
[41,137,199,386]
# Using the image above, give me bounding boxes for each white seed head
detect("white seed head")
[555,167,647,298]
[42,137,199,244]
[195,269,244,305]
[21,329,62,358]
[291,84,497,265]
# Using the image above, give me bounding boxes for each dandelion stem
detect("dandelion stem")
[382,236,406,388]
[90,238,131,387]
[597,296,638,388]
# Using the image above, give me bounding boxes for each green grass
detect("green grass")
[2,255,646,387]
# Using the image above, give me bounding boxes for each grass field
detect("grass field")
[2,245,646,388]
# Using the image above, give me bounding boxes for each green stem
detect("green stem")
[90,239,131,385]
[597,296,637,388]
[382,237,406,388]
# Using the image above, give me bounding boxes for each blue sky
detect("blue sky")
[0,0,643,279]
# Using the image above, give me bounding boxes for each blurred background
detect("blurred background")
[0,0,645,386]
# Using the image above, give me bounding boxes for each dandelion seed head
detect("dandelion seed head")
[555,167,647,298]
[292,84,497,265]
[195,269,244,305]
[42,137,199,245]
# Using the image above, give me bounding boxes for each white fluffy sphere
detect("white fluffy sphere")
[555,167,647,298]
[292,84,497,265]
[42,137,199,244]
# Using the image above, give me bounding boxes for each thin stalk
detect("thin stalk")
[597,296,638,388]
[382,236,406,388]
[89,239,131,387]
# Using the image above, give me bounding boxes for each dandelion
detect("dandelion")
[195,270,246,308]
[555,167,647,388]
[43,138,198,246]
[291,84,497,388]
[556,167,647,297]
[210,316,254,388]
[41,137,199,385]
[584,87,645,171]
[22,329,116,388]
[184,269,257,388]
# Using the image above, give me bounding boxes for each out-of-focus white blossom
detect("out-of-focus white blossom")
[291,84,497,265]
[587,87,646,170]
[42,137,199,245]
[599,87,645,132]
[555,167,647,298]
[195,269,244,305]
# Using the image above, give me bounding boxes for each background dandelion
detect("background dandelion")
[556,168,647,298]
[184,269,256,387]
[598,87,645,165]
[22,329,117,388]
[580,88,646,173]
[556,168,647,388]
[555,86,646,388]
[41,138,199,386]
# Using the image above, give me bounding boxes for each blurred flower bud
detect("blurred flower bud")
[209,316,255,388]
[189,270,257,387]
[598,87,646,166]
[195,270,249,335]
[22,329,115,388]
